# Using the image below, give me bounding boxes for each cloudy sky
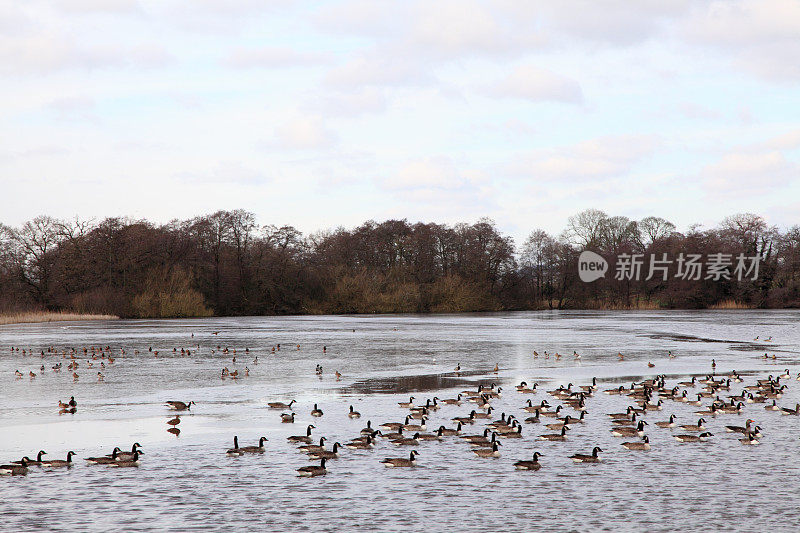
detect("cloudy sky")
[2,0,800,241]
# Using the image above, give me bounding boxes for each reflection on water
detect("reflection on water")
[1,310,800,532]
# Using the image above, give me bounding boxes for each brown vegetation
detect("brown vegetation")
[0,312,118,325]
[0,210,798,318]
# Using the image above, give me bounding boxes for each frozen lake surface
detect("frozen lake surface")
[1,311,799,532]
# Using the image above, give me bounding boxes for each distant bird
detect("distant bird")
[570,447,603,463]
[513,452,543,470]
[381,450,419,467]
[297,458,327,477]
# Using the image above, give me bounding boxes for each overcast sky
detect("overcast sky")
[2,0,800,242]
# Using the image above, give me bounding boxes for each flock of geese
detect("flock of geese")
[212,362,799,477]
[4,337,799,478]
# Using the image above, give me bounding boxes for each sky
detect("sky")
[2,0,800,243]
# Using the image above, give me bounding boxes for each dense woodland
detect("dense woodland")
[1,210,799,318]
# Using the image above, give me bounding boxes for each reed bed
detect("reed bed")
[0,312,119,325]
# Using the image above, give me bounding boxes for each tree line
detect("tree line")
[1,209,798,318]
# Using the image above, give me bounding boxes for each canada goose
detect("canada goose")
[472,442,501,457]
[408,407,429,420]
[725,419,755,433]
[346,436,374,449]
[382,427,405,440]
[570,447,603,463]
[268,400,295,410]
[380,420,405,431]
[240,437,268,453]
[765,400,780,411]
[546,415,574,430]
[499,425,523,438]
[674,432,713,442]
[0,458,28,476]
[516,382,537,393]
[739,434,760,445]
[299,437,328,453]
[780,403,800,416]
[612,413,639,426]
[403,416,427,432]
[452,412,477,425]
[115,443,143,461]
[607,406,635,419]
[311,404,324,417]
[360,421,374,435]
[604,385,627,395]
[86,448,120,465]
[391,433,421,446]
[109,451,142,467]
[539,405,564,418]
[514,452,543,470]
[679,418,706,432]
[439,423,462,436]
[308,443,340,459]
[297,458,327,476]
[655,415,677,428]
[538,426,570,441]
[441,394,462,405]
[398,397,415,408]
[678,377,697,387]
[348,405,361,418]
[13,451,47,466]
[281,412,296,423]
[227,436,243,456]
[522,400,540,413]
[41,451,76,468]
[621,435,651,451]
[167,416,180,427]
[465,431,496,446]
[381,450,419,467]
[612,421,647,437]
[166,400,194,411]
[417,428,445,441]
[524,410,540,424]
[288,425,315,444]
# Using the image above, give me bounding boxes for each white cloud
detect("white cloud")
[487,65,583,104]
[271,115,338,150]
[223,47,327,69]
[702,150,798,196]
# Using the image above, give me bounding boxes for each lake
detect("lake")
[2,311,799,532]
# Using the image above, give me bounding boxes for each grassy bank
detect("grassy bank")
[0,312,119,325]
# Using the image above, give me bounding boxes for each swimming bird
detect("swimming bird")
[311,404,324,417]
[391,433,421,446]
[227,436,242,456]
[0,458,29,476]
[381,450,419,467]
[115,443,143,461]
[441,394,463,405]
[780,403,800,416]
[288,425,316,444]
[655,415,677,428]
[299,437,328,453]
[108,450,142,468]
[167,416,180,427]
[308,443,340,459]
[297,458,327,477]
[679,418,706,432]
[570,447,603,463]
[281,412,296,423]
[240,437,268,454]
[12,451,47,466]
[348,405,361,418]
[674,432,713,442]
[725,419,755,433]
[268,400,295,410]
[513,452,543,470]
[472,442,501,457]
[438,423,462,436]
[739,434,760,445]
[611,421,647,437]
[86,449,120,465]
[538,426,570,441]
[622,436,651,450]
[41,451,76,468]
[398,397,415,408]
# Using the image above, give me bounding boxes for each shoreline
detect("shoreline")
[0,312,119,326]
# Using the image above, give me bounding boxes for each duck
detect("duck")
[381,450,419,467]
[513,452,543,470]
[674,432,713,442]
[281,412,296,423]
[622,436,651,450]
[109,451,142,467]
[472,442,501,458]
[348,405,361,418]
[85,448,121,465]
[655,415,677,428]
[570,447,603,463]
[268,400,295,410]
[538,426,570,441]
[310,404,324,417]
[240,437,268,453]
[41,451,76,468]
[297,458,327,476]
[308,443,340,459]
[165,400,194,411]
[288,425,315,444]
[679,418,706,432]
